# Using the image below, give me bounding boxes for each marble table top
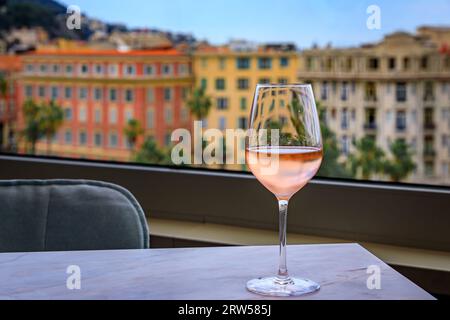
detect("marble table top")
[0,243,434,300]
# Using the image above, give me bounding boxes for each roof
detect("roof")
[24,48,185,57]
[0,55,22,71]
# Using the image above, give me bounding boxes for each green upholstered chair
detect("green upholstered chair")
[0,180,149,252]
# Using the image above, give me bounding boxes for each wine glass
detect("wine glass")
[246,84,323,297]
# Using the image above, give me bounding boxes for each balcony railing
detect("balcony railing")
[423,149,436,157]
[424,123,436,130]
[364,123,377,130]
[364,95,377,102]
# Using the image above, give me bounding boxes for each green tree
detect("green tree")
[186,87,212,121]
[124,119,144,153]
[0,74,6,97]
[134,136,170,165]
[316,103,352,178]
[39,100,63,155]
[22,99,42,154]
[348,136,386,180]
[384,139,416,182]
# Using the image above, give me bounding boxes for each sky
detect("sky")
[61,0,450,48]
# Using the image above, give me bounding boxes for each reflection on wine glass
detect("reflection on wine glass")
[246,84,323,297]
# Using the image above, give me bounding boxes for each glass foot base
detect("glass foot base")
[246,276,320,297]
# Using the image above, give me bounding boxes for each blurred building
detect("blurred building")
[17,48,192,161]
[193,41,299,169]
[298,27,450,184]
[0,55,21,152]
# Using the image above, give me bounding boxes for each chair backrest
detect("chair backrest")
[0,179,149,252]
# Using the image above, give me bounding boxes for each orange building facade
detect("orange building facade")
[0,55,22,152]
[17,49,193,161]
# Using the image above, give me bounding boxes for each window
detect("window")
[25,64,34,74]
[278,78,288,85]
[321,82,328,100]
[79,131,87,145]
[424,107,434,129]
[237,78,249,90]
[365,82,377,101]
[216,78,226,90]
[178,64,189,75]
[217,97,228,110]
[341,135,349,155]
[388,57,396,70]
[94,64,103,75]
[94,132,102,147]
[396,82,407,102]
[421,56,429,70]
[364,108,376,129]
[144,64,155,76]
[165,108,173,124]
[125,89,134,103]
[64,130,72,144]
[78,107,87,123]
[162,64,173,75]
[341,82,348,101]
[123,64,136,76]
[219,58,226,70]
[258,57,272,69]
[109,132,118,147]
[52,64,60,74]
[109,88,117,102]
[108,64,118,77]
[258,78,270,84]
[367,57,379,70]
[94,88,102,101]
[94,109,101,123]
[64,87,72,99]
[200,78,207,90]
[80,64,89,75]
[64,107,72,120]
[396,110,407,131]
[146,109,154,129]
[240,97,247,110]
[219,117,226,130]
[424,82,434,101]
[238,117,247,129]
[403,57,410,70]
[341,108,348,129]
[236,57,250,69]
[147,88,154,103]
[109,108,117,124]
[125,109,133,122]
[280,57,289,67]
[25,85,33,98]
[40,64,48,74]
[51,86,59,99]
[181,107,189,122]
[164,88,173,101]
[163,133,171,147]
[65,65,73,74]
[79,87,88,100]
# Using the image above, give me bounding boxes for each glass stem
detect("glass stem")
[276,199,292,285]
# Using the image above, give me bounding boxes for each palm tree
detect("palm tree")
[124,119,144,153]
[384,139,416,182]
[22,99,42,155]
[186,87,212,122]
[39,100,63,155]
[348,136,385,180]
[134,136,169,165]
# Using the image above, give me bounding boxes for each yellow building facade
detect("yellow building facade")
[193,44,299,169]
